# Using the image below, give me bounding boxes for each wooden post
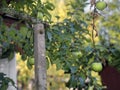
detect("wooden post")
[33,23,46,90]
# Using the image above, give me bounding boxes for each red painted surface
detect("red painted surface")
[100,66,120,90]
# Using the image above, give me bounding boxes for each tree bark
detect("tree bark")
[33,23,46,90]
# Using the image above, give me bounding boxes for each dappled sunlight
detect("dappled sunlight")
[47,64,70,90]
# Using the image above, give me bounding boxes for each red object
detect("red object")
[100,66,120,90]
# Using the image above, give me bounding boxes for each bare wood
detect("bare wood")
[33,23,46,90]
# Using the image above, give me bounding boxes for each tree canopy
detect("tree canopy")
[0,0,119,90]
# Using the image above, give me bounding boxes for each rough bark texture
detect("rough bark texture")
[33,23,46,90]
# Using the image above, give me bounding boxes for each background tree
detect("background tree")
[98,0,120,70]
[46,0,105,89]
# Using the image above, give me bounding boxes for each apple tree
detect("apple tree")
[46,0,108,89]
[0,0,54,89]
[98,0,120,71]
[0,0,118,90]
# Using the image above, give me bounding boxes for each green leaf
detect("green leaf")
[27,31,32,38]
[21,54,27,61]
[0,73,6,80]
[88,86,94,90]
[27,59,33,70]
[8,52,14,60]
[47,31,52,41]
[0,83,8,90]
[66,75,77,88]
[19,27,28,38]
[70,66,78,74]
[79,77,85,87]
[45,2,55,11]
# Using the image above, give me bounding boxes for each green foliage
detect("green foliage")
[0,0,54,89]
[0,0,54,59]
[0,73,16,90]
[46,0,119,89]
[46,0,105,89]
[0,0,54,22]
[0,0,119,90]
[98,0,120,71]
[0,20,34,60]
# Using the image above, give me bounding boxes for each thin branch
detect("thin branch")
[92,6,96,49]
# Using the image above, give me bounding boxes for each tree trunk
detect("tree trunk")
[33,23,46,90]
